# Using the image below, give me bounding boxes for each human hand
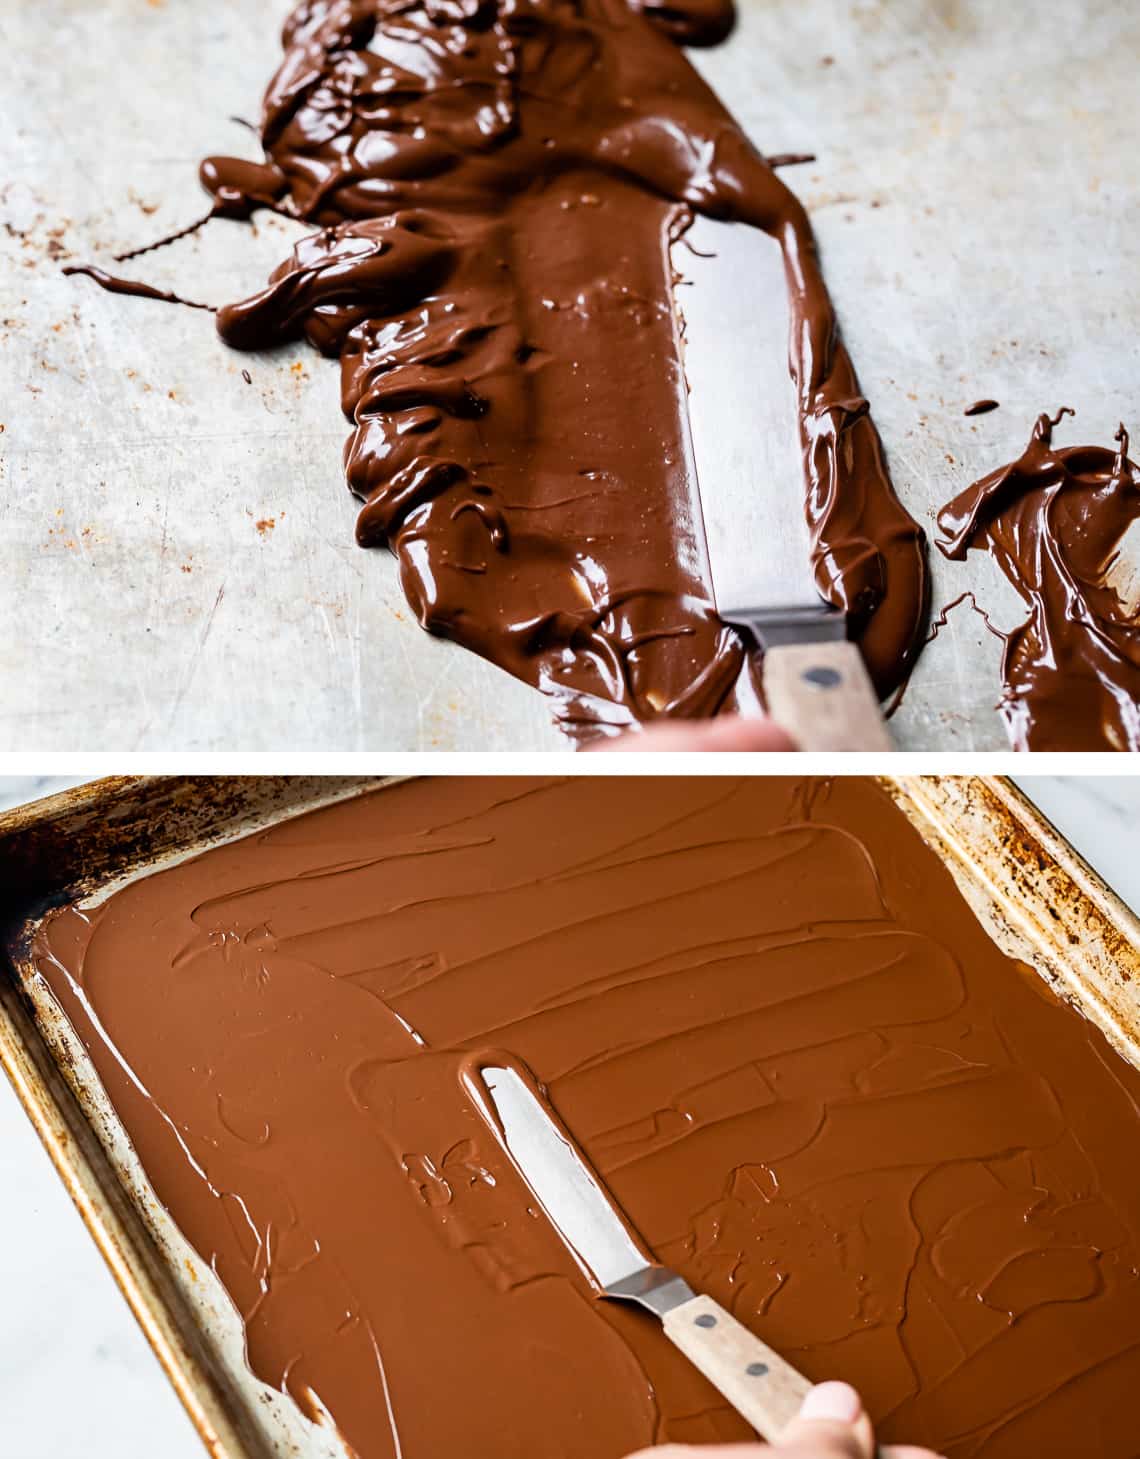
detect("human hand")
[622,1382,941,1459]
[595,716,797,752]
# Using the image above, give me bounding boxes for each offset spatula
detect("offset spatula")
[676,216,892,752]
[479,1064,812,1439]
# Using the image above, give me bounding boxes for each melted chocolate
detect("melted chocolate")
[113,209,219,265]
[964,400,999,418]
[62,265,216,313]
[938,412,1140,750]
[73,0,929,733]
[32,778,1140,1458]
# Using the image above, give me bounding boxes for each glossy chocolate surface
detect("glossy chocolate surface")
[939,412,1140,751]
[70,0,930,734]
[33,778,1140,1457]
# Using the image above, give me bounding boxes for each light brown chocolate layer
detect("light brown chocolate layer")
[33,778,1140,1457]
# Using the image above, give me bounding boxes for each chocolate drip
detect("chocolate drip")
[938,413,1140,750]
[31,778,1140,1458]
[964,399,1000,418]
[764,151,817,168]
[62,265,216,314]
[113,207,220,265]
[884,591,1008,721]
[71,0,929,734]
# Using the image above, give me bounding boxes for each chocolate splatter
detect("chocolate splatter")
[69,0,930,735]
[964,399,1000,418]
[938,411,1140,750]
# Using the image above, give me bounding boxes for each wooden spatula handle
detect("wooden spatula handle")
[762,639,893,752]
[662,1293,811,1439]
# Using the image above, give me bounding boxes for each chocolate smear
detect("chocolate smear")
[69,0,929,735]
[30,777,1140,1458]
[938,411,1140,750]
[964,399,1000,417]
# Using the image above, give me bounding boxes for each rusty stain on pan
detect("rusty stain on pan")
[883,776,1140,1070]
[2,776,1140,1458]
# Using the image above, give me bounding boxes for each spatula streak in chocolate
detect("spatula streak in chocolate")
[938,411,1140,750]
[69,0,929,734]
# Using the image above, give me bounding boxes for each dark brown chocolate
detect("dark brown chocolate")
[62,264,216,314]
[938,412,1140,750]
[32,778,1140,1458]
[69,0,929,735]
[964,400,1000,417]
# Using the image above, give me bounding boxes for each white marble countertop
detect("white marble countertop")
[1,775,1137,1459]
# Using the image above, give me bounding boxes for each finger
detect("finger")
[777,1382,874,1459]
[596,716,798,752]
[621,1449,769,1458]
[620,1442,943,1459]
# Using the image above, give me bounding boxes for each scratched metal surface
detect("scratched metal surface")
[1,0,1137,751]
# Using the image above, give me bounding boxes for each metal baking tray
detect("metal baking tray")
[3,0,1137,751]
[2,774,1139,1458]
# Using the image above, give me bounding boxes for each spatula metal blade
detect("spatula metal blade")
[674,214,822,621]
[481,1065,653,1293]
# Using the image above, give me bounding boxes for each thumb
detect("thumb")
[776,1382,875,1458]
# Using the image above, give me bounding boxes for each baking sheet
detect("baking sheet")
[2,774,1140,1458]
[2,1,1136,750]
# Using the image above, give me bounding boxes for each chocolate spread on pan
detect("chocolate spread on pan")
[32,779,1140,1458]
[70,0,929,733]
[939,412,1140,751]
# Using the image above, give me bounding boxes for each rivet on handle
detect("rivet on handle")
[801,666,843,689]
[746,1362,769,1377]
[695,1313,717,1328]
